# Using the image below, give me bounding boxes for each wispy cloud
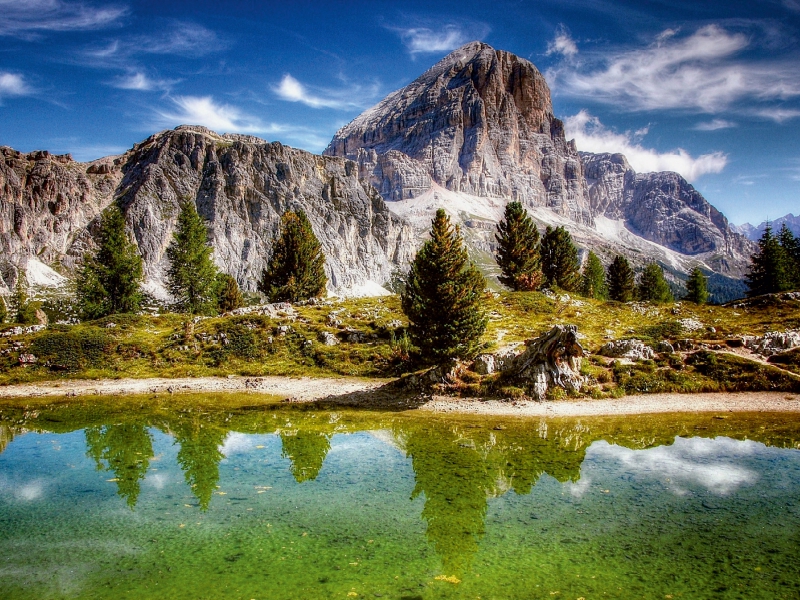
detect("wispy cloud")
[0,72,32,99]
[753,108,800,122]
[110,72,175,92]
[388,20,490,57]
[0,0,127,39]
[546,26,578,59]
[549,25,800,116]
[154,95,331,151]
[693,118,737,131]
[566,110,727,181]
[274,74,378,110]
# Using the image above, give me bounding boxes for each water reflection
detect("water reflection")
[280,429,331,483]
[85,423,154,508]
[171,417,226,510]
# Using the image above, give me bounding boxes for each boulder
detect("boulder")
[318,331,340,346]
[599,339,656,361]
[509,325,585,401]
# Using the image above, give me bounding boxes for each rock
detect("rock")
[656,340,675,354]
[105,322,116,329]
[276,325,292,336]
[472,343,525,375]
[318,331,339,346]
[508,325,585,400]
[599,339,656,361]
[473,354,496,375]
[34,308,48,326]
[678,318,704,332]
[743,330,800,356]
[326,313,343,327]
[325,41,592,226]
[18,353,37,365]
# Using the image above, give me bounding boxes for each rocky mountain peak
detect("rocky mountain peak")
[325,42,592,225]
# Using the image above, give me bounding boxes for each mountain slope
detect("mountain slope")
[733,214,800,240]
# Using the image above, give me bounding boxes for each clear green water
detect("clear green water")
[1,401,800,599]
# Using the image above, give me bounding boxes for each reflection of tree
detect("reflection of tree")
[85,423,153,508]
[500,433,585,495]
[0,423,15,455]
[280,430,331,482]
[172,419,226,510]
[405,426,492,576]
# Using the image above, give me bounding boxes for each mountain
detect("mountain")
[733,214,800,241]
[0,126,414,297]
[325,41,592,226]
[581,152,753,277]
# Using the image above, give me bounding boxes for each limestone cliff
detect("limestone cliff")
[325,41,592,225]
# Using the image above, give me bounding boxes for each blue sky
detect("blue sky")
[1,0,798,226]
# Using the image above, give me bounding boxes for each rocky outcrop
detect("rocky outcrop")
[599,339,656,361]
[510,325,585,400]
[325,41,592,225]
[581,152,753,274]
[0,127,415,297]
[116,126,414,296]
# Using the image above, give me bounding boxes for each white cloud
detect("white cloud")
[546,27,578,58]
[753,108,800,122]
[111,72,175,92]
[565,110,727,181]
[0,72,31,98]
[274,74,376,110]
[549,25,800,114]
[398,25,470,55]
[0,0,127,38]
[693,119,737,131]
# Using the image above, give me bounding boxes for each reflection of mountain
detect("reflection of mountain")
[85,423,153,508]
[280,430,331,483]
[171,419,226,511]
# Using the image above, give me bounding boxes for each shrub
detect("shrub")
[30,328,113,370]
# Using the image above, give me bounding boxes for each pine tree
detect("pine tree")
[0,296,7,324]
[540,226,581,291]
[215,273,244,313]
[259,210,327,302]
[607,255,635,302]
[581,251,607,300]
[76,205,143,319]
[401,209,487,361]
[745,224,790,297]
[778,222,800,289]
[637,262,674,303]
[495,201,542,291]
[166,201,219,314]
[11,272,38,324]
[685,266,709,304]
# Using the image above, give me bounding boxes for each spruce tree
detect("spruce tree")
[495,202,542,291]
[166,201,219,314]
[581,251,607,300]
[401,209,487,361]
[745,224,790,297]
[778,222,800,289]
[607,255,635,302]
[215,273,244,313]
[259,210,327,302]
[76,205,143,319]
[637,262,674,303]
[540,226,581,291]
[0,296,6,324]
[12,272,29,324]
[685,266,709,304]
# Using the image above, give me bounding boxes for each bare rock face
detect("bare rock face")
[0,147,122,290]
[116,126,414,296]
[582,152,753,275]
[325,42,592,225]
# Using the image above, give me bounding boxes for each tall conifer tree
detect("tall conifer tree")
[401,209,487,361]
[581,251,607,300]
[746,224,790,297]
[685,266,709,304]
[166,201,219,314]
[607,255,635,302]
[215,273,244,313]
[76,205,143,319]
[778,223,800,289]
[259,210,327,302]
[540,226,580,291]
[637,262,674,303]
[495,202,542,291]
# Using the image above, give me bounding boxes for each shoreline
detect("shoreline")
[0,376,798,416]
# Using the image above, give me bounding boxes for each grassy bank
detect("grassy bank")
[1,291,798,397]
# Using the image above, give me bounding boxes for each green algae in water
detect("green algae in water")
[1,401,800,599]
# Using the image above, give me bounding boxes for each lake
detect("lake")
[1,398,799,599]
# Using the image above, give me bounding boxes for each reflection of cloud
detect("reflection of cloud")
[145,472,168,490]
[16,481,44,501]
[590,437,759,496]
[566,476,591,498]
[565,110,727,181]
[219,432,252,457]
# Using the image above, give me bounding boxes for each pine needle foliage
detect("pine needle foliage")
[76,205,143,319]
[685,266,709,304]
[166,201,219,315]
[401,209,487,362]
[540,225,580,291]
[495,201,542,290]
[215,273,244,313]
[581,251,607,299]
[607,255,635,302]
[778,223,800,289]
[637,262,674,303]
[259,210,327,302]
[746,224,791,297]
